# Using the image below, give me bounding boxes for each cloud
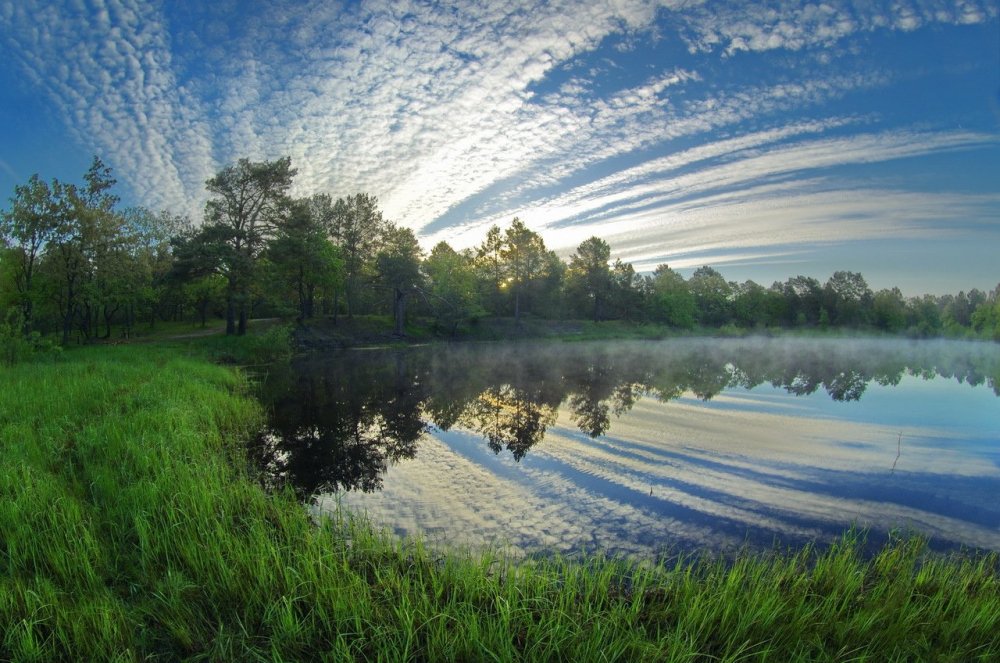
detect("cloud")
[1,0,218,219]
[1,0,996,270]
[674,0,997,55]
[425,127,999,266]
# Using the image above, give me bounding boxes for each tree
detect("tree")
[609,259,643,321]
[782,275,823,327]
[732,280,769,328]
[122,208,188,332]
[872,288,906,332]
[376,224,423,336]
[906,294,943,337]
[649,264,695,328]
[971,285,1000,340]
[475,225,507,316]
[0,174,59,333]
[424,241,483,335]
[182,274,226,327]
[43,157,123,344]
[534,250,566,320]
[203,156,296,335]
[500,218,549,325]
[823,271,872,327]
[330,193,386,318]
[943,289,985,330]
[688,266,732,326]
[266,199,343,321]
[566,236,612,322]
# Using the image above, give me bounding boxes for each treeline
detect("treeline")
[2,155,999,348]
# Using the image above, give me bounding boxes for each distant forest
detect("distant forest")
[2,155,999,351]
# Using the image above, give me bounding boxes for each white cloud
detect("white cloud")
[2,0,217,219]
[676,0,997,55]
[426,127,999,264]
[1,0,996,275]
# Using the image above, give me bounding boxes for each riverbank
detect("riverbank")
[2,341,999,661]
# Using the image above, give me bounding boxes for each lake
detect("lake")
[251,337,1000,559]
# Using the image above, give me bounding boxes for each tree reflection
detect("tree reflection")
[458,385,556,460]
[249,355,425,500]
[252,339,1000,499]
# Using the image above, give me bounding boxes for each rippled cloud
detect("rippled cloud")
[2,0,996,286]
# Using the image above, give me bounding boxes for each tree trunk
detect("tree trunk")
[297,265,306,322]
[225,296,236,335]
[393,288,406,336]
[102,305,119,339]
[346,277,355,319]
[238,302,248,336]
[225,274,238,335]
[21,298,33,337]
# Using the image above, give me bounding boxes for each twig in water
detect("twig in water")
[890,431,903,475]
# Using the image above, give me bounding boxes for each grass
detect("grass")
[2,343,999,661]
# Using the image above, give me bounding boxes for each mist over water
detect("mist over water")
[253,337,1000,559]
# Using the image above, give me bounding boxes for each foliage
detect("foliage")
[475,224,507,315]
[0,308,60,366]
[649,264,695,328]
[972,287,1000,340]
[423,241,484,334]
[201,156,297,335]
[376,224,423,335]
[688,265,733,326]
[264,198,344,321]
[0,174,59,332]
[566,236,613,322]
[873,287,907,332]
[823,270,872,327]
[501,217,551,324]
[331,192,387,318]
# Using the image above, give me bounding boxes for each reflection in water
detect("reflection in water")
[458,385,557,461]
[252,338,1000,555]
[250,353,426,498]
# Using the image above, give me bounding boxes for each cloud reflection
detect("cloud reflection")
[255,338,1000,557]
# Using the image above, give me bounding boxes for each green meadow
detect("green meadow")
[2,343,999,661]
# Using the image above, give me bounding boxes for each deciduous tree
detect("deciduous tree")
[330,193,386,318]
[377,224,423,336]
[203,156,296,335]
[0,174,59,333]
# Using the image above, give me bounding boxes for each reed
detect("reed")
[2,344,998,661]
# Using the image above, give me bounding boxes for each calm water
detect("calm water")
[252,338,1000,559]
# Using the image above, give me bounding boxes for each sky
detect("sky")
[1,0,998,295]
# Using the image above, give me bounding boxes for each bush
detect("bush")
[0,309,61,366]
[247,323,294,362]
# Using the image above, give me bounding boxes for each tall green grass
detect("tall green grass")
[2,345,999,661]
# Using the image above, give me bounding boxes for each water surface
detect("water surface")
[252,338,1000,558]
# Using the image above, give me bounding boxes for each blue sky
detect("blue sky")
[1,0,998,295]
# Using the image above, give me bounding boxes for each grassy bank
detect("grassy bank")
[2,345,1000,661]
